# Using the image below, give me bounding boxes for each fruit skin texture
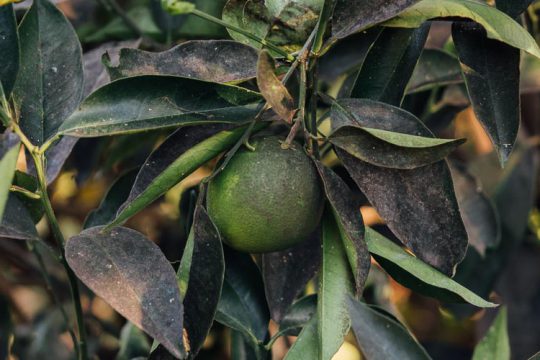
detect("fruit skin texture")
[207,136,324,253]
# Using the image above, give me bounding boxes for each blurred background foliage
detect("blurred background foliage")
[1,0,540,359]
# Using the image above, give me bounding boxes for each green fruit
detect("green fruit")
[207,136,324,253]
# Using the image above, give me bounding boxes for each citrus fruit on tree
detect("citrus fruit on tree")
[207,136,324,253]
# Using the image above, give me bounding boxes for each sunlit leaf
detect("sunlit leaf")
[0,132,20,221]
[65,226,185,358]
[13,0,83,145]
[472,307,510,360]
[284,315,318,360]
[385,0,540,59]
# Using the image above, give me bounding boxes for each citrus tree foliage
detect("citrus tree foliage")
[0,0,539,359]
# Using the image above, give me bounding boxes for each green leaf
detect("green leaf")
[496,0,534,18]
[0,4,19,96]
[407,49,463,94]
[84,169,138,229]
[452,22,520,165]
[472,308,510,360]
[181,205,225,358]
[65,226,186,358]
[13,0,83,145]
[329,125,465,169]
[284,315,319,360]
[11,171,43,223]
[333,98,468,276]
[105,40,259,84]
[116,322,151,360]
[59,75,261,137]
[262,233,320,322]
[347,296,431,360]
[215,247,269,355]
[110,125,251,227]
[277,294,317,337]
[318,210,355,360]
[222,0,323,52]
[0,195,39,241]
[528,352,540,360]
[384,0,540,59]
[0,132,20,222]
[257,50,295,123]
[313,160,369,294]
[350,25,430,106]
[331,0,421,40]
[366,227,497,308]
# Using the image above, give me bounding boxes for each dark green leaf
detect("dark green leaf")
[334,99,468,276]
[332,0,421,40]
[366,227,496,307]
[262,232,320,322]
[111,125,246,227]
[84,169,139,229]
[385,0,540,59]
[182,205,225,358]
[329,124,465,169]
[283,314,318,360]
[0,295,12,360]
[528,352,540,360]
[65,226,185,358]
[59,76,261,137]
[472,307,509,360]
[222,0,323,52]
[318,210,355,359]
[26,136,78,184]
[11,171,43,223]
[407,49,463,94]
[350,25,430,106]
[116,322,151,360]
[496,0,534,18]
[257,50,295,123]
[0,132,20,221]
[452,22,520,165]
[13,0,83,145]
[450,162,500,256]
[231,330,262,360]
[150,0,186,36]
[278,294,317,337]
[215,247,269,352]
[0,4,19,96]
[347,296,431,360]
[106,40,258,84]
[313,161,369,294]
[0,195,39,241]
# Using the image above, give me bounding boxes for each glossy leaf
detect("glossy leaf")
[59,76,261,137]
[0,4,18,96]
[366,227,496,307]
[257,50,295,123]
[65,226,185,358]
[222,0,323,52]
[318,211,355,360]
[106,40,258,84]
[347,296,431,360]
[350,25,430,106]
[332,0,421,40]
[407,49,463,94]
[0,195,39,241]
[116,322,151,360]
[334,99,468,276]
[262,232,320,322]
[450,162,500,256]
[215,247,269,353]
[385,0,540,59]
[111,125,246,227]
[453,22,520,165]
[0,132,20,221]
[472,307,509,360]
[181,205,225,358]
[313,161,369,294]
[283,315,318,360]
[13,0,83,145]
[330,125,465,169]
[84,169,138,229]
[277,294,317,337]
